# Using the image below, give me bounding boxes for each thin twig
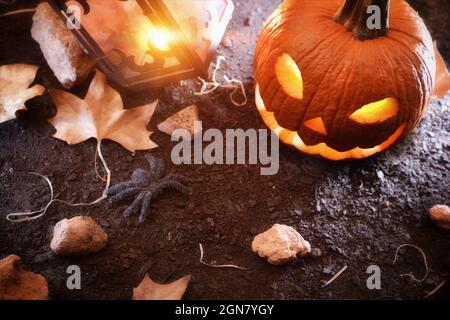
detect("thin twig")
[0,8,35,17]
[322,265,348,288]
[393,244,429,283]
[199,243,247,270]
[425,280,446,298]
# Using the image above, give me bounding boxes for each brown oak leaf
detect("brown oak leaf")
[133,274,191,300]
[0,64,45,123]
[48,71,158,152]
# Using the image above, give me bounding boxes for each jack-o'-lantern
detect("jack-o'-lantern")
[254,0,436,160]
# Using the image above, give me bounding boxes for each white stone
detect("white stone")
[50,216,108,256]
[429,205,450,230]
[31,2,94,88]
[252,224,311,265]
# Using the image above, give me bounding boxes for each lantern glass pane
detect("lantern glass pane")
[162,0,231,62]
[68,0,183,80]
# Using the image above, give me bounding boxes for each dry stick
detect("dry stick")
[6,141,111,223]
[425,280,446,298]
[0,8,35,17]
[0,0,17,5]
[322,265,348,288]
[393,244,429,283]
[199,243,248,270]
[194,55,248,107]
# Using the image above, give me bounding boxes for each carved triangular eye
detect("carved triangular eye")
[304,117,327,135]
[349,98,399,124]
[275,53,303,99]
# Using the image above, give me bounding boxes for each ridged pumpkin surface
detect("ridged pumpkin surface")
[254,0,436,160]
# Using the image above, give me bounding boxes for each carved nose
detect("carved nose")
[304,117,327,136]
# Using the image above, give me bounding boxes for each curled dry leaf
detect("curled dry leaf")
[133,274,191,300]
[157,104,200,141]
[48,71,158,152]
[0,64,45,123]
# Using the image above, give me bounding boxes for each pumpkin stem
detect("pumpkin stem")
[335,0,390,40]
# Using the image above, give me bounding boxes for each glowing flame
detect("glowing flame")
[147,29,171,52]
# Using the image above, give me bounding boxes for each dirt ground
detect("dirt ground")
[0,0,449,300]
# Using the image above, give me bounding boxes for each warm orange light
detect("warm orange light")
[255,84,405,160]
[275,53,303,99]
[147,29,171,52]
[304,117,327,135]
[349,97,399,124]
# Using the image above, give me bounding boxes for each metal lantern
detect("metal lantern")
[48,0,234,89]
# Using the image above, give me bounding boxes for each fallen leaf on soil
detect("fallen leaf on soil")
[0,64,45,123]
[157,104,200,141]
[48,71,158,152]
[133,274,191,300]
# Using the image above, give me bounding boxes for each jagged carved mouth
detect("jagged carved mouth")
[255,84,406,160]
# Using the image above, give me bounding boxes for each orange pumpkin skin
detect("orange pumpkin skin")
[254,0,436,160]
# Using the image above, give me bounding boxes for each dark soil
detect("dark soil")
[1,0,449,300]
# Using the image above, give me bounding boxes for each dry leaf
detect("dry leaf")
[157,104,200,141]
[48,71,158,152]
[133,274,191,300]
[434,42,450,98]
[0,64,45,123]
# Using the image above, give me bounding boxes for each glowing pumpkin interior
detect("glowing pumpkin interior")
[256,84,406,160]
[349,98,400,124]
[304,117,328,135]
[275,53,303,100]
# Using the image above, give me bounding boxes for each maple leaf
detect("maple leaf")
[133,274,191,300]
[48,71,158,152]
[0,64,45,123]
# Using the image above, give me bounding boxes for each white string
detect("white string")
[194,56,248,107]
[94,143,107,182]
[199,243,248,270]
[6,141,111,223]
[393,244,429,283]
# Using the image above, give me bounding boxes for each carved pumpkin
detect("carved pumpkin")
[254,0,436,160]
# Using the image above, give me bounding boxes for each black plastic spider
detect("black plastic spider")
[108,155,190,222]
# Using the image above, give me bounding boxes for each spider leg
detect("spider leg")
[145,154,166,179]
[108,181,137,195]
[158,178,191,194]
[123,192,145,218]
[163,173,189,184]
[131,168,152,185]
[108,186,142,203]
[139,191,154,223]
